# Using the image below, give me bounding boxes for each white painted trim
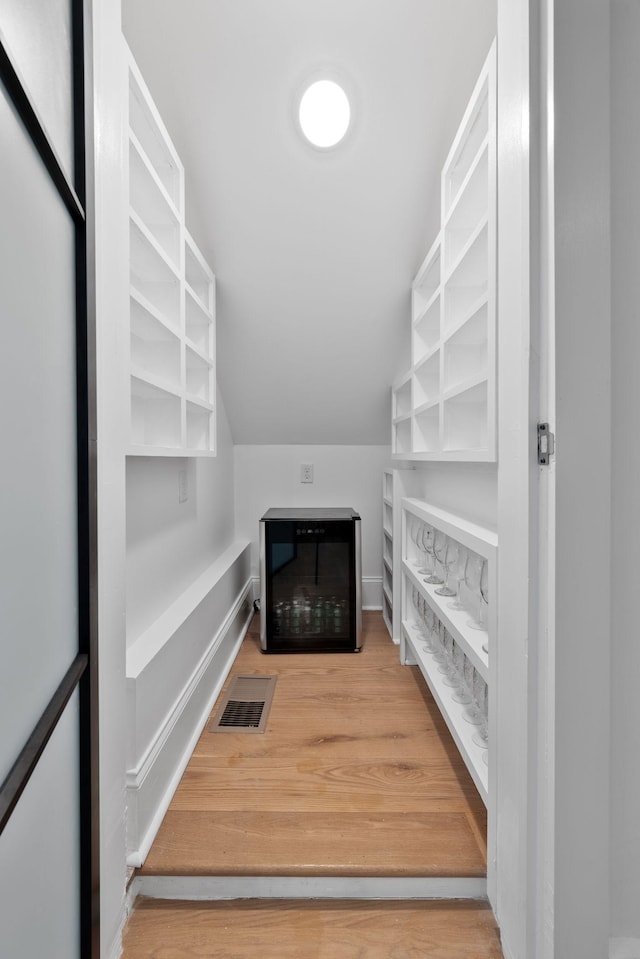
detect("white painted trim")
[126,579,251,785]
[362,576,382,609]
[127,540,249,677]
[132,875,487,901]
[610,939,640,959]
[104,901,127,959]
[126,580,253,866]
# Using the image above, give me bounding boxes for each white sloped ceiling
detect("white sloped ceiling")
[122,0,496,444]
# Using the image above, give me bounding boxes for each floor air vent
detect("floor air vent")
[209,676,277,734]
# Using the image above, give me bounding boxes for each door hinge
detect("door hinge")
[537,423,555,465]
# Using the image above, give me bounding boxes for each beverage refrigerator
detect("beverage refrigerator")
[259,508,362,653]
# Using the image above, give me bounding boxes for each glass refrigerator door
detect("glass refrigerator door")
[266,520,355,647]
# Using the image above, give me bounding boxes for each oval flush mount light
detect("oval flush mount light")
[298,79,351,149]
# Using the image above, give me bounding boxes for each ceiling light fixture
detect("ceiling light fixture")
[298,79,351,149]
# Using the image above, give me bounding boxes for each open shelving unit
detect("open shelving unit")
[126,47,216,456]
[400,497,497,806]
[391,40,496,461]
[382,470,394,637]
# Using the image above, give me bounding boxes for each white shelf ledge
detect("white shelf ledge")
[403,622,487,804]
[403,559,488,681]
[444,214,489,285]
[130,366,182,399]
[445,134,489,227]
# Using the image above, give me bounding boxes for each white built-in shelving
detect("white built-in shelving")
[400,497,497,805]
[382,470,394,637]
[392,40,496,461]
[127,48,216,456]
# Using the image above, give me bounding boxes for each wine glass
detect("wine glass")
[462,662,483,725]
[430,530,447,586]
[472,680,489,748]
[410,585,422,631]
[447,546,469,610]
[432,620,448,663]
[465,553,485,630]
[421,525,440,583]
[479,560,489,634]
[410,519,428,572]
[439,631,459,685]
[451,647,473,704]
[435,538,459,597]
[420,605,438,653]
[430,617,445,659]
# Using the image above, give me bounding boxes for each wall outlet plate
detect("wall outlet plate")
[300,463,314,483]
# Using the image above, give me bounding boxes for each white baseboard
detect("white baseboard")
[126,576,253,867]
[104,908,127,959]
[362,576,383,610]
[610,938,640,959]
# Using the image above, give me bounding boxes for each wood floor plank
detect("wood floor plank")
[138,612,487,878]
[121,899,504,959]
[171,762,477,812]
[139,810,485,876]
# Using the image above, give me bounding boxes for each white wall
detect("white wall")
[610,0,640,943]
[234,445,391,603]
[552,1,611,956]
[92,2,130,955]
[126,389,236,642]
[401,462,497,531]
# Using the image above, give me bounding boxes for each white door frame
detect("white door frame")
[496,2,612,958]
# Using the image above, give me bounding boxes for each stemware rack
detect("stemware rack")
[401,497,497,803]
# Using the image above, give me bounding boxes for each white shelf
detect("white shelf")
[130,375,181,449]
[129,135,181,270]
[130,365,181,399]
[392,374,412,418]
[444,215,488,289]
[126,42,217,457]
[128,62,182,210]
[442,62,491,219]
[443,379,488,452]
[413,406,440,454]
[412,234,441,305]
[130,286,179,336]
[382,470,395,641]
[186,400,214,452]
[130,218,181,323]
[403,559,488,680]
[185,346,213,403]
[185,285,214,356]
[403,623,487,804]
[412,293,440,366]
[400,498,495,805]
[185,231,213,313]
[445,135,489,231]
[392,42,496,463]
[413,350,440,408]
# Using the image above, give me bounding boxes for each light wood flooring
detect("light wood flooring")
[122,898,503,958]
[121,613,502,959]
[137,611,487,878]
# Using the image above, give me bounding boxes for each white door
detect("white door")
[0,3,98,956]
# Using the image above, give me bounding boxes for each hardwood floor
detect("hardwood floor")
[121,612,501,958]
[122,898,504,958]
[138,611,487,878]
